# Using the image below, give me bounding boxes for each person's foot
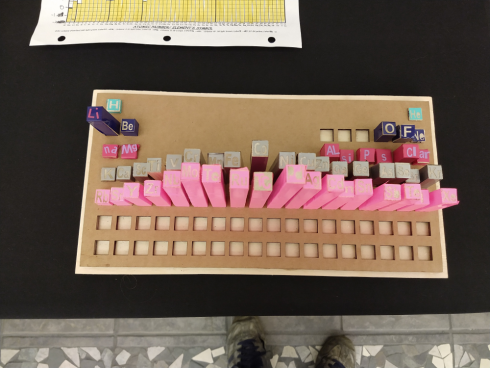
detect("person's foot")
[315,335,356,368]
[226,316,267,368]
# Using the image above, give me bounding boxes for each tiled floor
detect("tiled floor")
[0,314,489,368]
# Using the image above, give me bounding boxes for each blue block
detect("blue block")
[107,99,122,113]
[408,108,423,121]
[374,121,397,142]
[86,106,120,136]
[121,119,139,136]
[411,129,426,143]
[393,124,415,143]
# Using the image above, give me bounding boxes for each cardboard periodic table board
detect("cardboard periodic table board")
[76,91,447,278]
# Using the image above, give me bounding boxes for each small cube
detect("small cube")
[331,161,348,177]
[319,144,340,161]
[102,144,118,158]
[133,162,149,182]
[116,166,134,182]
[101,167,116,182]
[348,161,369,179]
[147,158,163,180]
[166,154,183,171]
[393,125,415,143]
[375,149,393,164]
[95,189,113,206]
[420,165,443,188]
[370,163,395,186]
[121,119,139,136]
[184,148,205,164]
[417,149,430,164]
[106,99,122,113]
[393,144,418,163]
[297,153,316,170]
[388,163,411,184]
[120,144,140,159]
[208,153,224,168]
[411,129,426,143]
[339,149,354,163]
[356,148,375,162]
[408,108,423,121]
[374,121,397,142]
[405,169,421,184]
[315,156,330,173]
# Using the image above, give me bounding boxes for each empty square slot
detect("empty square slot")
[416,222,431,236]
[285,243,300,258]
[379,221,394,235]
[399,246,414,260]
[397,221,412,236]
[303,219,318,233]
[134,241,149,256]
[248,242,263,257]
[267,218,281,232]
[231,217,245,231]
[355,129,370,142]
[360,220,374,235]
[155,216,170,230]
[117,216,132,230]
[230,242,244,256]
[338,129,352,142]
[342,244,357,259]
[304,243,319,258]
[266,242,281,257]
[248,218,263,232]
[380,245,395,260]
[323,244,337,259]
[173,241,188,256]
[136,216,151,230]
[154,241,168,255]
[320,129,334,142]
[285,218,299,233]
[322,219,337,234]
[361,245,376,260]
[418,246,433,261]
[211,241,225,256]
[97,216,112,230]
[193,217,208,231]
[341,220,355,234]
[175,217,189,231]
[212,217,226,231]
[192,241,207,256]
[95,240,110,255]
[115,240,129,255]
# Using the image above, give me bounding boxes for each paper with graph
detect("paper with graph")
[30,0,301,47]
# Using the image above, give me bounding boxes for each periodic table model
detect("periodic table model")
[76,91,458,277]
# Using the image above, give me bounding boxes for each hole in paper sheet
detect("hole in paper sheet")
[322,219,336,234]
[303,219,318,233]
[248,218,263,232]
[397,221,412,236]
[416,222,431,236]
[323,244,337,259]
[360,220,374,235]
[136,216,151,230]
[193,217,208,231]
[154,241,168,255]
[380,245,395,260]
[341,220,355,234]
[95,240,110,255]
[115,241,129,255]
[192,241,207,256]
[134,241,149,255]
[248,242,263,257]
[285,243,300,257]
[379,221,393,235]
[58,36,66,42]
[342,244,356,259]
[320,129,334,142]
[356,129,370,142]
[266,242,281,257]
[399,246,414,260]
[163,36,171,41]
[338,129,352,142]
[304,243,319,258]
[231,217,244,231]
[267,218,281,232]
[155,216,170,230]
[117,216,132,230]
[418,246,433,261]
[212,217,226,231]
[173,241,188,256]
[361,245,376,260]
[211,241,225,256]
[230,241,244,256]
[175,217,189,231]
[97,216,112,230]
[285,218,299,233]
[268,37,276,43]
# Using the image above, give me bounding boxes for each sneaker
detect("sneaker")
[315,335,356,368]
[226,316,267,368]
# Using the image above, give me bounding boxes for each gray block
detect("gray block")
[315,157,330,172]
[405,168,421,184]
[116,166,134,182]
[166,154,183,171]
[297,153,316,170]
[370,163,395,186]
[147,158,163,178]
[251,140,269,158]
[101,167,116,182]
[270,152,296,180]
[208,153,224,168]
[451,313,490,331]
[388,162,411,184]
[342,315,450,332]
[133,162,149,182]
[348,161,369,179]
[118,317,226,334]
[184,149,205,164]
[223,152,242,169]
[2,319,115,334]
[420,165,443,189]
[331,161,348,177]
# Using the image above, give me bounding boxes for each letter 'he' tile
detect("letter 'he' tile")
[121,144,140,159]
[102,144,118,158]
[408,107,423,121]
[95,189,113,206]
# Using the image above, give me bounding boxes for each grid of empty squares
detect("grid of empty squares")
[320,129,370,142]
[95,216,433,261]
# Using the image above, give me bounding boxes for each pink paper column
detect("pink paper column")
[416,188,459,211]
[229,168,250,208]
[143,180,171,207]
[163,171,190,207]
[340,179,373,210]
[249,172,273,208]
[110,187,132,206]
[303,174,344,209]
[379,184,422,211]
[359,184,401,211]
[123,183,152,206]
[323,181,355,210]
[397,189,430,211]
[285,172,322,209]
[95,189,113,206]
[267,165,306,208]
[201,165,226,208]
[181,162,208,207]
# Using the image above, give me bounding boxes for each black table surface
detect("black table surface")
[1,0,489,319]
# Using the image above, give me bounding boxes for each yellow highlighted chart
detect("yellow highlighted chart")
[66,0,286,23]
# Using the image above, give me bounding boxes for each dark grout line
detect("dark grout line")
[449,314,455,368]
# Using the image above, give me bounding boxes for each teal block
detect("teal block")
[408,107,422,121]
[106,99,122,113]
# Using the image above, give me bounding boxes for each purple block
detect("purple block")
[121,119,139,136]
[86,106,120,136]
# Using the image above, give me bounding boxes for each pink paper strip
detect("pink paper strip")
[163,171,190,207]
[181,162,208,207]
[285,172,322,209]
[143,180,171,207]
[303,174,344,209]
[267,165,306,208]
[201,165,226,208]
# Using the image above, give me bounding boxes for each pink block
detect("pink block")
[123,183,152,206]
[201,165,226,208]
[163,171,190,207]
[375,149,393,164]
[393,144,418,163]
[340,149,354,163]
[340,179,373,210]
[120,144,140,159]
[102,144,118,158]
[95,189,113,206]
[379,184,422,211]
[319,144,340,161]
[181,162,208,207]
[267,165,306,208]
[323,181,355,209]
[358,184,401,211]
[303,174,345,209]
[356,148,376,162]
[249,172,273,208]
[285,172,322,209]
[110,187,132,206]
[417,188,459,212]
[417,149,430,164]
[144,180,171,207]
[397,189,430,211]
[229,168,250,208]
